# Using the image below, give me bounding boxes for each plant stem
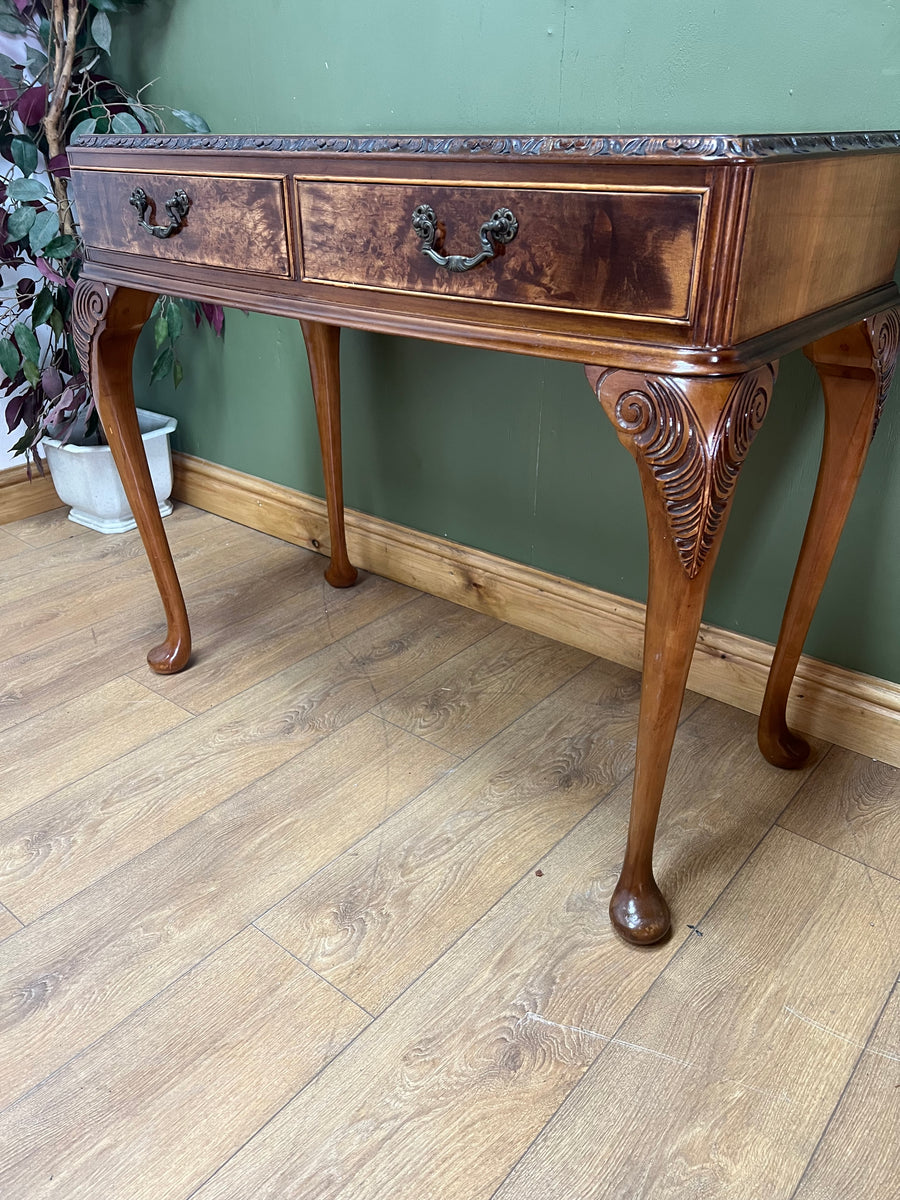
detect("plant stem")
[43,0,82,238]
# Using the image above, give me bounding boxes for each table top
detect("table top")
[70,130,900,375]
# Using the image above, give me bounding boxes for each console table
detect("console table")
[68,132,900,945]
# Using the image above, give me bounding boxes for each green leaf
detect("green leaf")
[0,52,17,79]
[171,109,210,134]
[13,322,41,365]
[22,359,40,387]
[91,10,112,52]
[154,314,168,349]
[31,287,54,327]
[25,44,48,77]
[129,103,160,132]
[69,116,98,142]
[0,14,24,35]
[7,205,36,240]
[29,209,60,253]
[48,308,65,337]
[41,234,77,259]
[111,111,142,135]
[173,358,184,389]
[166,301,183,342]
[7,177,47,202]
[11,137,38,178]
[150,345,174,384]
[0,337,19,380]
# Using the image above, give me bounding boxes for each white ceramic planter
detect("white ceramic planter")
[44,408,177,534]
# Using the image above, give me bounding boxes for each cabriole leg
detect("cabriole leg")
[587,362,778,943]
[73,279,191,674]
[758,309,900,768]
[300,320,358,588]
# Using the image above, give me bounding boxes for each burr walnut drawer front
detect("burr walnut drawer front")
[297,179,707,323]
[72,169,292,277]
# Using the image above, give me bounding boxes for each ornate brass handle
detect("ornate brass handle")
[411,203,518,273]
[129,187,190,239]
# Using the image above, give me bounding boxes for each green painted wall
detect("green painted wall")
[115,0,900,683]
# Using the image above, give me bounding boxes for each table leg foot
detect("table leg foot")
[324,560,358,588]
[758,308,900,768]
[610,873,671,945]
[147,633,192,674]
[300,319,358,590]
[588,362,778,941]
[757,720,811,770]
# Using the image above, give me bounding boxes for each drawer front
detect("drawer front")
[298,180,706,322]
[72,169,291,277]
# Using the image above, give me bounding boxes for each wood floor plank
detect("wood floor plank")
[190,702,822,1200]
[256,658,655,1013]
[135,567,416,714]
[0,903,21,941]
[2,504,89,548]
[0,541,327,735]
[0,518,288,660]
[780,746,900,879]
[0,926,370,1200]
[0,594,483,923]
[492,826,900,1200]
[0,713,452,1110]
[0,528,28,562]
[0,677,188,823]
[376,623,592,756]
[792,973,900,1199]
[0,502,215,589]
[0,508,272,611]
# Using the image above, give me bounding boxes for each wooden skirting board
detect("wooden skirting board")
[0,461,62,524]
[169,450,894,769]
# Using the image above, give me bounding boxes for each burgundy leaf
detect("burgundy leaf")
[200,302,225,336]
[20,390,38,428]
[35,257,66,285]
[14,0,30,13]
[16,84,48,126]
[5,394,25,433]
[48,153,71,179]
[40,366,64,398]
[44,386,76,430]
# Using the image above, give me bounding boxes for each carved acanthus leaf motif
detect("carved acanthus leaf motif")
[71,131,900,161]
[71,278,111,373]
[602,367,774,578]
[865,306,900,438]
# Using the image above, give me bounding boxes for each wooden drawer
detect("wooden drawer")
[298,180,707,323]
[71,169,292,277]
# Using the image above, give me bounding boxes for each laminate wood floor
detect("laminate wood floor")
[0,504,897,1200]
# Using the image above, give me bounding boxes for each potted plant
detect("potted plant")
[0,0,223,529]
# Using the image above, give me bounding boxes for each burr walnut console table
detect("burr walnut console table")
[68,132,900,945]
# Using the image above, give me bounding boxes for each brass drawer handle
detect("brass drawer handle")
[411,203,518,273]
[129,187,190,239]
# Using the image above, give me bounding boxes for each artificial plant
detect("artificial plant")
[0,0,222,468]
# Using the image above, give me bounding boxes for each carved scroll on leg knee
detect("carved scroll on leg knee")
[73,279,191,673]
[587,362,777,943]
[758,309,900,768]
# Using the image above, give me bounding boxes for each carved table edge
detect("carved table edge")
[72,131,900,161]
